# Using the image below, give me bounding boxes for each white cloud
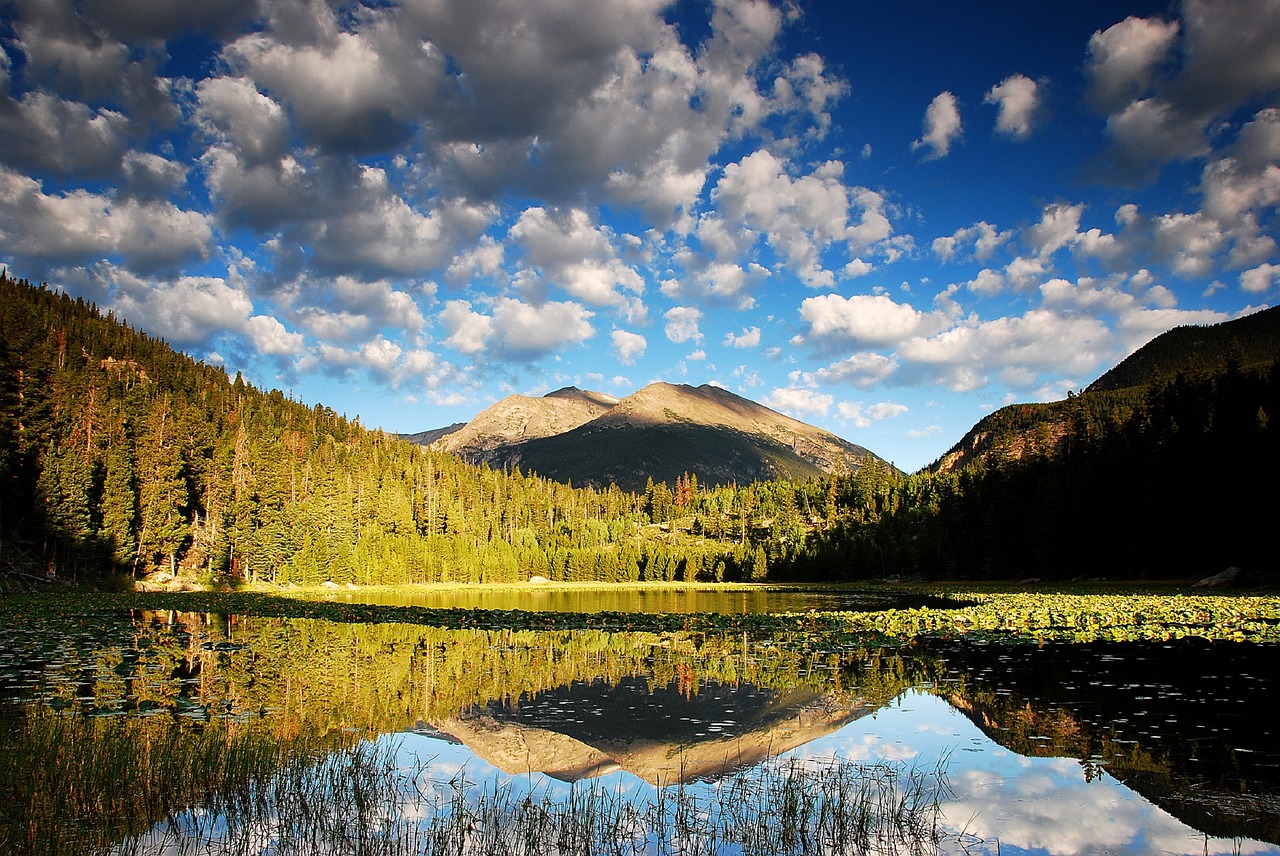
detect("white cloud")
[800,293,947,348]
[101,266,303,356]
[763,387,833,418]
[707,150,894,287]
[223,7,445,155]
[898,310,1114,392]
[933,221,1010,262]
[724,326,761,349]
[911,91,962,159]
[439,297,595,361]
[837,400,908,428]
[0,91,130,177]
[1085,16,1180,113]
[1240,262,1280,293]
[965,268,1006,295]
[1028,203,1086,259]
[0,167,211,273]
[510,207,645,311]
[812,353,899,388]
[984,74,1041,140]
[664,306,704,343]
[439,300,494,355]
[612,329,647,364]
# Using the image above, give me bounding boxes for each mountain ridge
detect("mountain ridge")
[419,381,881,491]
[929,305,1280,474]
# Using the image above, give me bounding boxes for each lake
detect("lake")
[326,584,956,613]
[2,588,1278,854]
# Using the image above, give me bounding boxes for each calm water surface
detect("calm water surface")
[2,606,1277,854]
[328,585,947,613]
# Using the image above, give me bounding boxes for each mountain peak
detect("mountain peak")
[544,386,620,408]
[429,380,883,490]
[429,387,616,458]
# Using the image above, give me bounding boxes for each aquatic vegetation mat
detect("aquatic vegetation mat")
[5,586,1279,644]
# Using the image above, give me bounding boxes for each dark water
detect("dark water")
[2,606,1277,854]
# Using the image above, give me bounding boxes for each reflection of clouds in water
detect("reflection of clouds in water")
[115,696,1280,856]
[784,730,920,763]
[940,752,1273,856]
[771,691,1280,856]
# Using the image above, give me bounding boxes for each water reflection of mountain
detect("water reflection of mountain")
[431,677,877,784]
[922,638,1280,845]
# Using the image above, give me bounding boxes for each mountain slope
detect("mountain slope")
[930,306,1280,473]
[430,386,618,460]
[1088,304,1280,393]
[431,678,874,785]
[432,382,880,491]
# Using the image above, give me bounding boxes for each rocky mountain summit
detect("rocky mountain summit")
[416,382,882,491]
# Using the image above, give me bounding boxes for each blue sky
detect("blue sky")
[2,0,1277,472]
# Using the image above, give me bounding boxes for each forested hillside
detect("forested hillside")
[5,271,1273,588]
[928,307,1280,474]
[0,273,862,588]
[783,349,1280,581]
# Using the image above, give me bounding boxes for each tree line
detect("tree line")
[1,273,857,587]
[4,271,1273,587]
[780,345,1280,582]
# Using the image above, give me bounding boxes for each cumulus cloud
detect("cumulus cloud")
[912,92,962,159]
[710,150,892,287]
[799,293,948,348]
[1087,0,1280,181]
[0,167,211,274]
[724,326,762,349]
[99,265,304,356]
[763,386,833,418]
[837,400,908,428]
[222,7,446,156]
[1085,16,1180,113]
[984,74,1042,140]
[897,310,1114,392]
[612,329,647,364]
[812,353,900,388]
[1241,262,1280,293]
[0,92,129,177]
[196,75,291,167]
[510,207,645,312]
[664,306,704,343]
[933,221,1011,262]
[439,297,595,362]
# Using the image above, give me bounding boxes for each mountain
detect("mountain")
[930,305,1280,473]
[425,382,880,491]
[430,386,619,459]
[399,422,466,446]
[1088,303,1280,393]
[429,677,875,785]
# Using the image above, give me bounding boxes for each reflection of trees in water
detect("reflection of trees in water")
[6,609,1277,846]
[914,637,1280,845]
[38,612,922,734]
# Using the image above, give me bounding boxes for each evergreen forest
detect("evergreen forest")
[2,271,1276,587]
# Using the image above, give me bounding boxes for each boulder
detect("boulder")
[528,575,550,584]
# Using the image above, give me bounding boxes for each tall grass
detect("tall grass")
[1,703,948,855]
[0,706,346,855]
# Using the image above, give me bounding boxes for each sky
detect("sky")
[1,0,1278,472]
